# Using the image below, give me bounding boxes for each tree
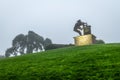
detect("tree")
[44,38,52,49]
[95,39,105,44]
[5,47,17,57]
[26,31,44,53]
[12,34,26,55]
[5,31,52,57]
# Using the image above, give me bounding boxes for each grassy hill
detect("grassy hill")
[0,43,120,80]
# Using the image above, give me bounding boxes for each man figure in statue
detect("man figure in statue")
[73,19,84,35]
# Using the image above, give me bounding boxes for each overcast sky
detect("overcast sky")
[0,0,120,54]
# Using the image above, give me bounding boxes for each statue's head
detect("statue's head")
[77,19,81,23]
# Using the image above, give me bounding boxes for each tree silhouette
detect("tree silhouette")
[5,31,52,57]
[5,47,17,57]
[44,38,52,49]
[26,31,44,53]
[12,34,26,55]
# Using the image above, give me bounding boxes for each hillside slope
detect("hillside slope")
[0,43,120,80]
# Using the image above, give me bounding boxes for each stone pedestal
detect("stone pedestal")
[73,34,96,46]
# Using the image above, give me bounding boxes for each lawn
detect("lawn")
[0,43,120,80]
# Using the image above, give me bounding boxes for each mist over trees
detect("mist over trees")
[5,31,52,57]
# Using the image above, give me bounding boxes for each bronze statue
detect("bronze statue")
[74,19,91,35]
[73,19,84,35]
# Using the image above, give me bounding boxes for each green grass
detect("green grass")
[0,43,120,80]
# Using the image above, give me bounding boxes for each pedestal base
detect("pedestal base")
[73,34,96,46]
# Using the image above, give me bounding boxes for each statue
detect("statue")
[73,19,96,46]
[73,19,91,35]
[73,19,84,35]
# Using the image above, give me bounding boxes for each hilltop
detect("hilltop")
[0,43,120,80]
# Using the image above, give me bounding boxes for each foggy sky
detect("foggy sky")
[0,0,120,54]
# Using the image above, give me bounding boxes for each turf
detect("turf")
[0,43,120,80]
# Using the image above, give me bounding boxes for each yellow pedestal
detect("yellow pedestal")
[74,34,96,46]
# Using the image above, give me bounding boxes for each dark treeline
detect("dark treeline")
[95,39,105,44]
[45,44,74,50]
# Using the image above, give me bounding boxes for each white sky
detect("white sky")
[0,0,120,54]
